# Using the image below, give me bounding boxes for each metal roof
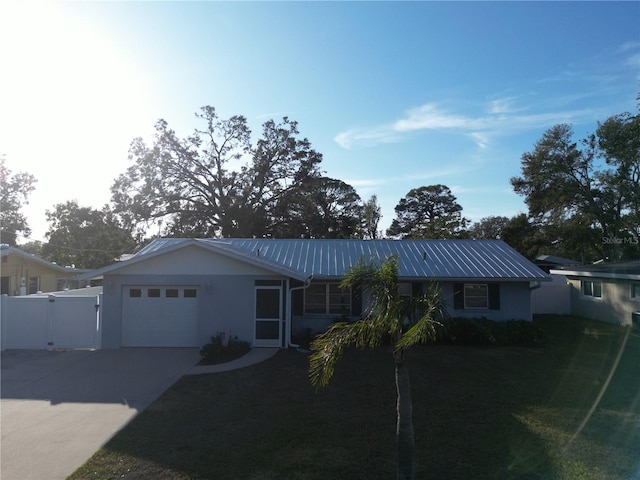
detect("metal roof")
[134,238,550,282]
[551,260,640,281]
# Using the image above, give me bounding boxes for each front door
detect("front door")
[254,286,282,347]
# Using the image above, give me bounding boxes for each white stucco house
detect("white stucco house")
[551,260,640,327]
[80,238,551,349]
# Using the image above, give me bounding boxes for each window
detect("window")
[398,283,412,298]
[581,280,602,298]
[166,288,179,298]
[148,288,161,298]
[454,283,500,310]
[184,288,197,298]
[28,277,39,295]
[631,282,640,300]
[464,284,488,309]
[304,283,351,315]
[129,288,142,298]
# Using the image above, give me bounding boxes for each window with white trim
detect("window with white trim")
[581,280,602,298]
[304,283,351,315]
[631,282,640,300]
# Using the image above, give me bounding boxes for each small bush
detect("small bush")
[437,317,546,347]
[199,334,251,365]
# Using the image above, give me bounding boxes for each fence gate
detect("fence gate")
[1,295,101,350]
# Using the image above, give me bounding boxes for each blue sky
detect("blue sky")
[1,1,638,242]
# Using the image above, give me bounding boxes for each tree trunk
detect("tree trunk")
[395,356,414,480]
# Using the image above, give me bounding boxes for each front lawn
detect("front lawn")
[69,316,640,480]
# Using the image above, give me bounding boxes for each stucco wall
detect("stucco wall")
[441,281,534,321]
[115,245,275,276]
[1,255,66,295]
[291,280,535,338]
[101,273,286,349]
[567,277,639,326]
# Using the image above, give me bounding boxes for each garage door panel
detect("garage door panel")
[123,286,199,347]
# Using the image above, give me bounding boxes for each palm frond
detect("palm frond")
[309,319,387,390]
[395,281,448,352]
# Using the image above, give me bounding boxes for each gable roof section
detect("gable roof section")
[125,238,549,282]
[0,245,78,274]
[79,238,310,281]
[551,260,640,281]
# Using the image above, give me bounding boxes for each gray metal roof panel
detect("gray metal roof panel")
[190,238,549,281]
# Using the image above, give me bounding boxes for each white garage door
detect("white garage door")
[122,286,199,347]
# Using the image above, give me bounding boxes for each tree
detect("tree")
[0,156,37,245]
[596,112,640,241]
[510,109,640,261]
[269,176,364,238]
[500,214,545,260]
[19,240,44,257]
[42,201,135,269]
[362,194,382,239]
[111,106,324,238]
[309,256,448,480]
[386,185,468,239]
[468,215,509,240]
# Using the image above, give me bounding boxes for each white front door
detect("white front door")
[254,286,282,348]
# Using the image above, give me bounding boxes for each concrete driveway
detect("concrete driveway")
[1,348,200,480]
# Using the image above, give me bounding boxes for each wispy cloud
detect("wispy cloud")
[335,100,596,150]
[344,165,477,192]
[487,96,521,115]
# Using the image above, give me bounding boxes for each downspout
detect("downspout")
[286,275,313,349]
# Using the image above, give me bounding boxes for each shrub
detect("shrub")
[200,334,251,365]
[436,317,546,347]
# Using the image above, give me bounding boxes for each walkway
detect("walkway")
[187,347,279,374]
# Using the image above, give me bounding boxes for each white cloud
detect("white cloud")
[393,103,474,131]
[487,97,519,115]
[334,98,596,151]
[334,127,403,149]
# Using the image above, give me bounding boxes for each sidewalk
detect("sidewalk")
[187,347,279,374]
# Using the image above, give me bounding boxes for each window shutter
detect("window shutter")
[351,285,362,317]
[292,289,304,315]
[488,284,500,310]
[453,283,464,310]
[411,282,422,297]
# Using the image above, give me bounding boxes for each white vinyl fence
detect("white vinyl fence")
[532,274,571,315]
[1,294,102,350]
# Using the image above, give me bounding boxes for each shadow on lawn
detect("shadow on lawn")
[72,316,639,480]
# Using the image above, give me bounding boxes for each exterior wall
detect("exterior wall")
[115,245,271,276]
[442,281,534,321]
[1,253,78,295]
[532,274,571,315]
[102,274,261,348]
[291,280,535,338]
[567,276,639,326]
[102,247,288,348]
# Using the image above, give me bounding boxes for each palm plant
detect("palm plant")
[309,255,448,480]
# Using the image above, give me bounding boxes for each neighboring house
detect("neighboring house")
[81,238,550,350]
[534,254,581,274]
[0,245,86,296]
[551,261,640,327]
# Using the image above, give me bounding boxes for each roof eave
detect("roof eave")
[550,269,640,281]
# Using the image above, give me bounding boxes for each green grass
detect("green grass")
[69,316,640,480]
